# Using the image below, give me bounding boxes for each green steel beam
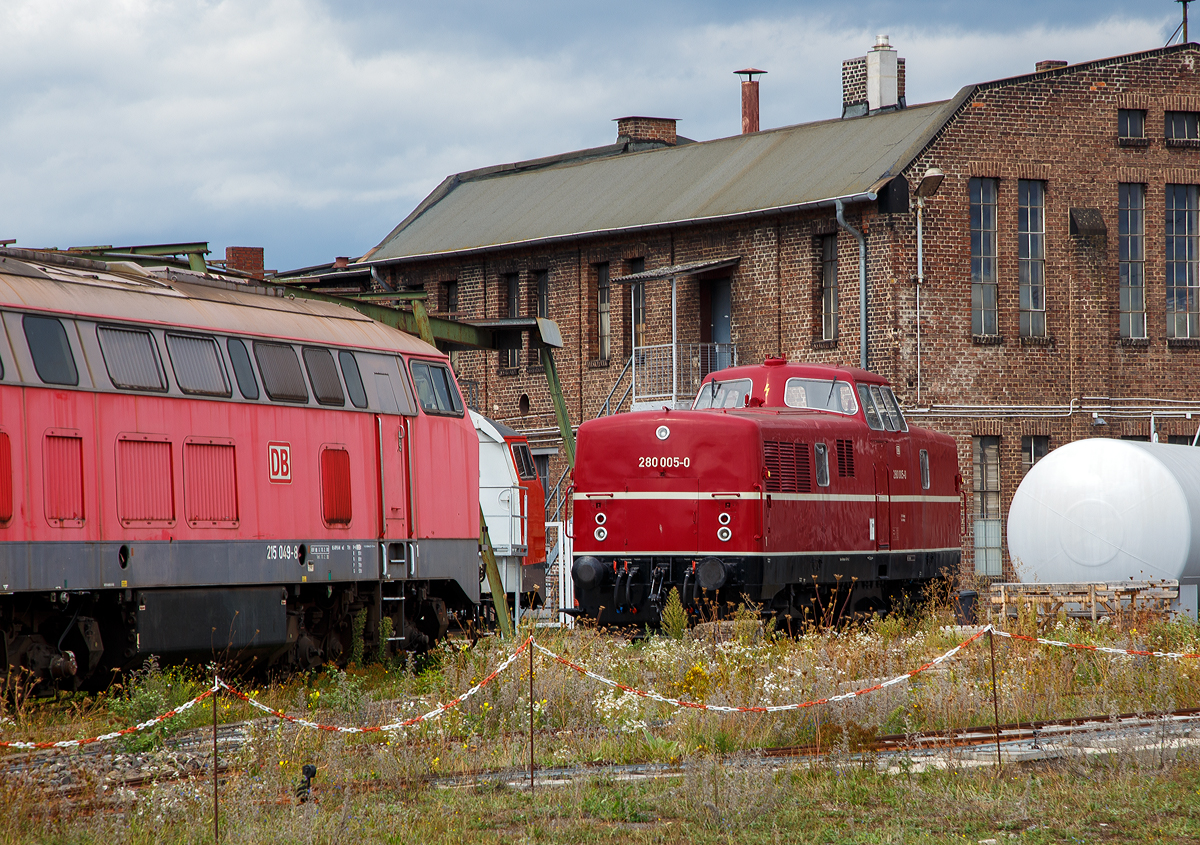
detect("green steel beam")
[540,346,576,469]
[352,291,430,302]
[284,286,496,350]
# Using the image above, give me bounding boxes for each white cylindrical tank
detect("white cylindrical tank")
[1007,438,1200,586]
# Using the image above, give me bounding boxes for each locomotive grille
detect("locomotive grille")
[763,441,812,493]
[836,439,855,478]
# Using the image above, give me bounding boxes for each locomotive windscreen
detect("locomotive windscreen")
[692,378,752,409]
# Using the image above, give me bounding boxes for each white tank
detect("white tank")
[1007,438,1200,586]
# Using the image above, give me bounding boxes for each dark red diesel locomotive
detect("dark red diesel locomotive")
[0,251,480,688]
[570,358,962,626]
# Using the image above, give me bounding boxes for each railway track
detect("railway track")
[4,706,1200,807]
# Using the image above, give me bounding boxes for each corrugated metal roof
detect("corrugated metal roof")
[0,259,439,356]
[370,100,958,262]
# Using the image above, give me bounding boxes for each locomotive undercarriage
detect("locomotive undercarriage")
[572,549,960,628]
[1,580,466,693]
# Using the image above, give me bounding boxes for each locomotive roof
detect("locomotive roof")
[704,359,889,385]
[0,253,440,356]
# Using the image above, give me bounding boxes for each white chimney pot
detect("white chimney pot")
[866,35,898,111]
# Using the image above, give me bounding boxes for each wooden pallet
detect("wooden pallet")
[990,581,1180,621]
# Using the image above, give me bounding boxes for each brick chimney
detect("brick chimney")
[1036,60,1068,72]
[842,36,906,118]
[735,68,767,134]
[225,246,264,280]
[615,116,677,147]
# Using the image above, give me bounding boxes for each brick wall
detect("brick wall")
[225,246,264,279]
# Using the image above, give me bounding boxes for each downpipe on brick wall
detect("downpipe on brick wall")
[835,199,868,370]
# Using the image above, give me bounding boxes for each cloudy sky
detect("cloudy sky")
[0,0,1184,271]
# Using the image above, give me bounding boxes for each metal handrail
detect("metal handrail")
[598,355,633,416]
[545,355,635,522]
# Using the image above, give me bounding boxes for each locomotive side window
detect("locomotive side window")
[880,387,909,432]
[254,342,309,403]
[856,384,883,430]
[870,385,899,432]
[98,327,167,391]
[814,442,830,487]
[409,360,464,416]
[920,449,930,490]
[320,446,352,526]
[226,339,259,400]
[692,378,753,409]
[166,334,231,396]
[782,378,858,415]
[339,351,368,409]
[511,442,537,480]
[303,347,345,406]
[24,315,78,386]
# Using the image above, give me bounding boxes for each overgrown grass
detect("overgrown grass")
[3,602,1200,841]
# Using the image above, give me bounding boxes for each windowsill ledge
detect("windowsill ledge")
[1118,137,1151,147]
[1167,337,1200,349]
[1019,335,1055,347]
[972,334,1004,346]
[587,359,612,369]
[1119,337,1150,347]
[497,366,521,377]
[1166,138,1200,149]
[526,365,545,375]
[810,339,838,350]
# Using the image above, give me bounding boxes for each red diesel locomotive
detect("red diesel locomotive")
[570,358,962,626]
[0,250,480,688]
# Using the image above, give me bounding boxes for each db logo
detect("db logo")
[268,441,292,483]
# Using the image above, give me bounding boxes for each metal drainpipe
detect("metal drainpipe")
[835,199,868,370]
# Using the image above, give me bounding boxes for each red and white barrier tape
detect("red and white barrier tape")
[0,681,218,750]
[219,635,531,734]
[534,626,991,713]
[991,628,1200,659]
[6,625,1200,750]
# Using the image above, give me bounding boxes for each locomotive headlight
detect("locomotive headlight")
[717,512,731,526]
[716,526,732,542]
[594,526,608,541]
[595,511,607,525]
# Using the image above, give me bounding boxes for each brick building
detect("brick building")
[288,39,1200,579]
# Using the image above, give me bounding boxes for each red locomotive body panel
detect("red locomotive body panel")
[0,255,480,686]
[572,360,960,625]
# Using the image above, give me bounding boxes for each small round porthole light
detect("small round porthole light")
[718,512,731,526]
[595,511,607,525]
[655,425,670,441]
[716,526,732,542]
[594,526,608,541]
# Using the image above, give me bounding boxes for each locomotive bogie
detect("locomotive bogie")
[571,360,962,627]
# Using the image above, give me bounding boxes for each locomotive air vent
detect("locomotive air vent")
[763,441,812,493]
[836,439,855,478]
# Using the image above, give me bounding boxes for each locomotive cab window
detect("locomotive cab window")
[254,342,309,403]
[881,387,909,432]
[856,384,883,430]
[166,334,231,396]
[814,442,830,487]
[512,442,537,480]
[339,351,368,409]
[24,315,78,386]
[408,360,463,416]
[782,378,858,415]
[97,326,167,391]
[919,449,930,490]
[303,347,345,406]
[692,378,753,409]
[227,339,259,400]
[869,385,900,432]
